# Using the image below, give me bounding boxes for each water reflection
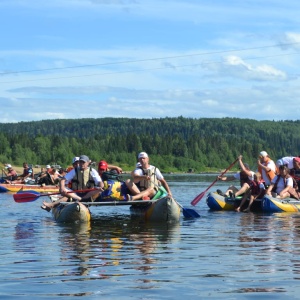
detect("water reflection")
[56,215,180,286]
[14,221,36,241]
[5,178,300,298]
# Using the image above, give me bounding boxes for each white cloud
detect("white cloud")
[203,55,287,81]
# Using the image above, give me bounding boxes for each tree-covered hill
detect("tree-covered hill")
[0,117,299,172]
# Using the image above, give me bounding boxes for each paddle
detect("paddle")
[190,158,239,206]
[173,198,200,218]
[13,188,98,203]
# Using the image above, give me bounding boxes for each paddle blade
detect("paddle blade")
[191,191,206,206]
[13,191,41,203]
[182,208,200,218]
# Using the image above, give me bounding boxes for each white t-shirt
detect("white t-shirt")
[271,175,293,194]
[276,157,295,169]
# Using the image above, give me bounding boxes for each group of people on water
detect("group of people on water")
[216,152,300,212]
[2,162,35,184]
[5,150,299,214]
[2,162,63,185]
[40,152,173,212]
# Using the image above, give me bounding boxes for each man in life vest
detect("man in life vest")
[41,155,103,211]
[131,152,172,199]
[257,151,277,187]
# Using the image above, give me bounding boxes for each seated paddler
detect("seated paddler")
[93,160,152,202]
[130,151,172,200]
[41,155,103,211]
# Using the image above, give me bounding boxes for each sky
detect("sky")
[1,0,300,123]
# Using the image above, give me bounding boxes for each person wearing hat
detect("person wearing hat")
[276,156,300,171]
[61,154,103,199]
[45,165,53,177]
[217,155,255,200]
[2,164,18,183]
[131,151,172,199]
[96,159,151,201]
[41,155,103,211]
[66,156,80,173]
[257,151,276,187]
[98,160,123,181]
[37,165,56,186]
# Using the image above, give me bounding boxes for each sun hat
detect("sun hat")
[5,164,12,169]
[98,160,108,170]
[79,155,90,163]
[46,165,51,169]
[259,151,268,157]
[138,152,148,159]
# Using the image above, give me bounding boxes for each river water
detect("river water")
[1,174,300,299]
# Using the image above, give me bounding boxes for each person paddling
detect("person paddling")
[217,155,255,199]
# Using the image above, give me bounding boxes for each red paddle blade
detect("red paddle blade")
[191,191,206,206]
[13,191,40,203]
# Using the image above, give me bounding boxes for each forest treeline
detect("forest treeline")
[0,117,299,172]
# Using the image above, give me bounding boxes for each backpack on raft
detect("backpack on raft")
[101,171,123,182]
[100,180,127,201]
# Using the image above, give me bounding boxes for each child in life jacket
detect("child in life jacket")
[235,172,265,212]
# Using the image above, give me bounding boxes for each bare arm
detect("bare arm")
[108,164,123,174]
[238,155,252,177]
[218,176,236,181]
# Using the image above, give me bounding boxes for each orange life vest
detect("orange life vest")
[258,157,276,183]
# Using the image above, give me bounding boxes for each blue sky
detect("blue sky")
[1,0,300,123]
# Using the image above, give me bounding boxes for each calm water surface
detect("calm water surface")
[1,174,300,299]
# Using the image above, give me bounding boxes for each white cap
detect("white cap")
[259,151,268,157]
[72,156,80,164]
[46,165,51,168]
[5,164,12,169]
[138,152,148,159]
